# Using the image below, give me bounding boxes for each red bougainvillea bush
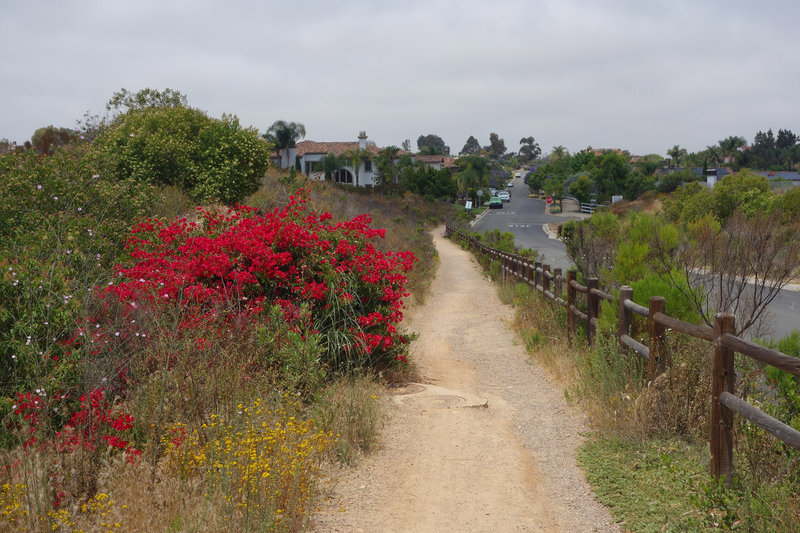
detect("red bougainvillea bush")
[100,189,415,374]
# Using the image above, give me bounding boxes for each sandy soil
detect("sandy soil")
[311,228,620,532]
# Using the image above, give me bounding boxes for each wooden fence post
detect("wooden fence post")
[553,268,562,300]
[587,277,599,346]
[566,270,576,343]
[618,286,633,350]
[647,296,667,378]
[534,261,542,290]
[711,313,736,484]
[542,264,551,298]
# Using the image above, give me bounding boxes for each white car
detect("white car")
[515,173,521,178]
[497,191,511,202]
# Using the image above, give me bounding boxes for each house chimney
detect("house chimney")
[358,131,367,150]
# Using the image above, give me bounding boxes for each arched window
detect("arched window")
[333,169,353,184]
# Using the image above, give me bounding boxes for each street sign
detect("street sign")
[546,196,553,204]
[476,189,483,196]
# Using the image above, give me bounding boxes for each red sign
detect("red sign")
[545,196,553,204]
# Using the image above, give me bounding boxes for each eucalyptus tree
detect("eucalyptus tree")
[460,135,481,155]
[486,132,506,159]
[518,136,541,163]
[263,120,306,169]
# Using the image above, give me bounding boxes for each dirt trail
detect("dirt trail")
[311,228,619,532]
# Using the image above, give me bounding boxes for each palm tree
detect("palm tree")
[263,120,306,169]
[378,145,401,184]
[342,148,371,188]
[667,145,687,167]
[550,145,569,160]
[717,135,746,163]
[705,145,721,167]
[455,154,489,198]
[322,152,344,182]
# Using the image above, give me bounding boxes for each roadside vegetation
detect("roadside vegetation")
[470,172,800,530]
[0,89,454,532]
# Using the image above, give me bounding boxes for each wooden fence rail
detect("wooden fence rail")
[445,224,800,481]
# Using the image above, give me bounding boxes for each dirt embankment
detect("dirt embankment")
[311,228,619,532]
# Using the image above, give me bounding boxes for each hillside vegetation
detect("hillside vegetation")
[0,95,453,531]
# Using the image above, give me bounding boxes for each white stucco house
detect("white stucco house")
[293,131,382,186]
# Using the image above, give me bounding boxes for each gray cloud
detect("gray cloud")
[2,0,798,157]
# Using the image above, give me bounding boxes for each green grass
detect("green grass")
[578,437,708,532]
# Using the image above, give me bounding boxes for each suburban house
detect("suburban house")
[293,131,382,186]
[412,154,457,171]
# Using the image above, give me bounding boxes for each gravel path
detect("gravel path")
[311,228,620,532]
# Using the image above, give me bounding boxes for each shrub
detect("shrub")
[98,190,415,374]
[90,106,270,204]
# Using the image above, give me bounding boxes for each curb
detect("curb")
[542,223,560,240]
[470,208,491,227]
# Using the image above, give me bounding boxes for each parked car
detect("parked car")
[497,191,511,202]
[489,196,503,209]
[507,181,514,187]
[515,172,521,178]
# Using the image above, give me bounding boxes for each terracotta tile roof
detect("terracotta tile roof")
[295,140,381,158]
[414,155,446,163]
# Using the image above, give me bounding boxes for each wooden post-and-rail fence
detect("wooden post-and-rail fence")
[445,224,800,481]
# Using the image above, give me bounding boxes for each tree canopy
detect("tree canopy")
[90,105,270,204]
[460,135,481,155]
[486,133,506,159]
[417,134,449,155]
[518,136,541,163]
[263,120,306,169]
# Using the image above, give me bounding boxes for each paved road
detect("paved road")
[472,174,799,341]
[473,175,584,271]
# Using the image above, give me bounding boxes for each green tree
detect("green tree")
[622,170,655,201]
[106,87,188,116]
[633,153,665,176]
[550,145,569,160]
[569,173,592,203]
[718,135,746,164]
[656,168,698,194]
[263,120,306,169]
[666,145,687,167]
[377,145,401,184]
[342,148,372,188]
[460,135,481,155]
[455,154,490,197]
[91,106,270,204]
[518,136,541,163]
[416,134,449,155]
[712,170,771,220]
[594,152,629,199]
[322,152,345,181]
[652,212,800,336]
[778,186,800,223]
[487,133,506,159]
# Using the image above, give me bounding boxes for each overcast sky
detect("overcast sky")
[2,0,798,157]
